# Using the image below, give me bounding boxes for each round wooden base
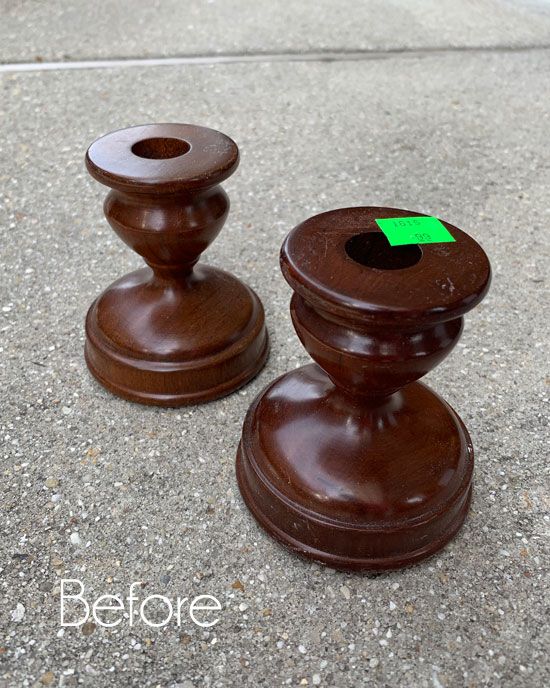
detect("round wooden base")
[85,265,268,406]
[237,364,473,571]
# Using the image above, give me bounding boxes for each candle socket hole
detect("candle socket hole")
[131,137,190,160]
[345,232,422,270]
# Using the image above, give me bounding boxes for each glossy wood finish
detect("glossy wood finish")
[84,124,268,406]
[237,207,491,570]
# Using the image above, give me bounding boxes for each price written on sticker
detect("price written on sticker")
[375,216,456,246]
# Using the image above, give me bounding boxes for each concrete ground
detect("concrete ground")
[0,1,549,687]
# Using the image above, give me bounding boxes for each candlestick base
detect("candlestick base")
[85,264,268,406]
[237,364,473,571]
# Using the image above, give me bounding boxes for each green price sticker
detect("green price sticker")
[375,216,455,246]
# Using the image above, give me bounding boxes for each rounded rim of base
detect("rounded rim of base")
[85,331,269,407]
[237,442,472,571]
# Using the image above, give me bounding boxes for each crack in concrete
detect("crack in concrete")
[1,44,550,73]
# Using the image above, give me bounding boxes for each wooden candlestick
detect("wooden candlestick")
[237,207,491,570]
[84,123,268,406]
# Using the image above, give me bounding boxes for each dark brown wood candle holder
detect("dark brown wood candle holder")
[237,207,490,571]
[84,124,268,406]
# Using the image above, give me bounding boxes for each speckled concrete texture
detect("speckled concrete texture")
[1,0,550,63]
[0,12,549,688]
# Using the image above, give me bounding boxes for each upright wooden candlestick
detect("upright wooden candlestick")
[237,207,490,570]
[85,124,268,406]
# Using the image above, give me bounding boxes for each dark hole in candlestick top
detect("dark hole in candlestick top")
[131,137,191,160]
[345,232,422,270]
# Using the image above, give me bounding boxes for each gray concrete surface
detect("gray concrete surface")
[1,3,550,687]
[1,0,550,63]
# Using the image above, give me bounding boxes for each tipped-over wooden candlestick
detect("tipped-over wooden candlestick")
[237,206,490,571]
[84,123,268,406]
